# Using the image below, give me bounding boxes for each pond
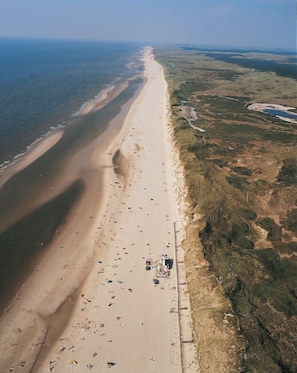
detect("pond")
[263,109,297,121]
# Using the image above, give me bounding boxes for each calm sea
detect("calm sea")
[0,38,143,171]
[0,38,144,308]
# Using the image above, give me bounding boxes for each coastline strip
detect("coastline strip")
[0,130,63,189]
[79,82,129,115]
[0,47,196,373]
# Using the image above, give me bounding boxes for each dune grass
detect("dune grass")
[156,46,297,372]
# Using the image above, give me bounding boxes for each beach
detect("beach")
[0,48,196,372]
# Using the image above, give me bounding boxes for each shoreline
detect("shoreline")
[78,82,129,116]
[0,75,144,234]
[0,63,145,313]
[0,47,196,372]
[0,65,145,370]
[0,130,64,190]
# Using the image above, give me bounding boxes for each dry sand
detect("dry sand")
[0,48,197,372]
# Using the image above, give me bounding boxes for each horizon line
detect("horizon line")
[0,35,295,53]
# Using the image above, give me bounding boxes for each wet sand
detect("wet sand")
[0,48,197,372]
[0,131,63,189]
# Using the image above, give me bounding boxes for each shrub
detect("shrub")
[241,208,257,221]
[226,175,250,191]
[258,217,282,241]
[281,209,297,234]
[233,166,252,176]
[277,158,297,183]
[233,237,254,250]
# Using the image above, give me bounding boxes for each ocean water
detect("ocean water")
[0,38,144,308]
[0,38,143,171]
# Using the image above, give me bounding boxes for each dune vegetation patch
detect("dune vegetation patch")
[156,46,297,372]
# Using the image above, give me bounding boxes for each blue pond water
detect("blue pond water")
[263,109,297,121]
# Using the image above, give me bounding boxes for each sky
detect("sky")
[0,0,296,50]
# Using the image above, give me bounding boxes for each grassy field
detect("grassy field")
[155,46,297,372]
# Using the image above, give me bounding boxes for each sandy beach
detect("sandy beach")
[0,48,197,372]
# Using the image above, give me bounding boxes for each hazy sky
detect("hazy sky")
[0,0,295,49]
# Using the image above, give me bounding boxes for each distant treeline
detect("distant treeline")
[182,47,297,80]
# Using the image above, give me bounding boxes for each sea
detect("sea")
[0,38,144,308]
[0,38,143,171]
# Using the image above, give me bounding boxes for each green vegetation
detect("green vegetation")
[232,166,252,176]
[241,208,257,221]
[226,175,250,191]
[258,217,282,241]
[282,209,297,234]
[254,249,297,316]
[155,46,297,372]
[277,158,297,184]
